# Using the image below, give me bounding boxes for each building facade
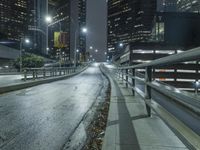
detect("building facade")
[28,0,48,55]
[48,0,71,61]
[107,0,156,54]
[48,0,87,63]
[0,0,29,49]
[78,0,87,61]
[177,0,200,13]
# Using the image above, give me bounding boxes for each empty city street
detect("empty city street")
[0,63,108,150]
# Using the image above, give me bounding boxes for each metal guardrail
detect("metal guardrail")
[23,65,86,81]
[116,47,200,116]
[112,47,200,149]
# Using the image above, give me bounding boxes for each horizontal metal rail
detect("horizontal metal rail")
[23,65,87,81]
[112,47,200,147]
[119,46,200,69]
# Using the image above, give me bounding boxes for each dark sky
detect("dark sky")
[86,0,107,62]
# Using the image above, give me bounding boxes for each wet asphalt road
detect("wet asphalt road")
[0,63,107,150]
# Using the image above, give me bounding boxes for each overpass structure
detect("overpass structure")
[0,44,20,60]
[0,44,20,66]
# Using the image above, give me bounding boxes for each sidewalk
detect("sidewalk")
[0,66,88,94]
[101,66,188,150]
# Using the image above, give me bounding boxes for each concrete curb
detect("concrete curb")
[0,67,88,94]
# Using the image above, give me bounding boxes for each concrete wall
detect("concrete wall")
[0,44,20,60]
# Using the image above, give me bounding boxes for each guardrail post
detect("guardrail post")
[145,67,152,117]
[132,68,135,96]
[121,69,124,81]
[24,69,27,81]
[43,69,46,78]
[126,69,128,87]
[36,70,39,79]
[59,68,61,76]
[118,69,120,79]
[33,70,35,80]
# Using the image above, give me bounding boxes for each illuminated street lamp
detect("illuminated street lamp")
[119,43,124,47]
[45,16,52,23]
[89,46,93,50]
[20,38,30,72]
[95,49,98,53]
[82,27,88,33]
[45,15,52,54]
[74,27,88,67]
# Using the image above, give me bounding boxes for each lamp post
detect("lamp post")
[74,27,88,67]
[45,15,52,54]
[20,38,30,73]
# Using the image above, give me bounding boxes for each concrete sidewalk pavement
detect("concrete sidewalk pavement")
[101,66,188,150]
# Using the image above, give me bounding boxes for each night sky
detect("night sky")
[86,0,107,62]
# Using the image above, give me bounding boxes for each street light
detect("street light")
[45,15,52,54]
[82,27,88,33]
[74,27,88,67]
[119,43,124,47]
[95,49,98,53]
[20,38,30,73]
[25,39,30,44]
[89,46,93,50]
[45,16,52,23]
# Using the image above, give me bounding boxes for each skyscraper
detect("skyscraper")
[28,0,48,55]
[48,0,71,61]
[157,0,177,12]
[78,0,87,61]
[0,0,29,48]
[48,0,87,63]
[107,0,156,54]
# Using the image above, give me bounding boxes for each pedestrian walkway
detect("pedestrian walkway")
[101,66,188,150]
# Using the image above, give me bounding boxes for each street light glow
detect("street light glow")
[76,49,79,53]
[95,49,98,53]
[119,43,123,47]
[82,27,88,33]
[25,38,30,44]
[89,46,93,50]
[45,16,52,23]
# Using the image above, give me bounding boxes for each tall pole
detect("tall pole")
[19,38,23,73]
[46,0,48,54]
[74,30,77,67]
[59,22,62,68]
